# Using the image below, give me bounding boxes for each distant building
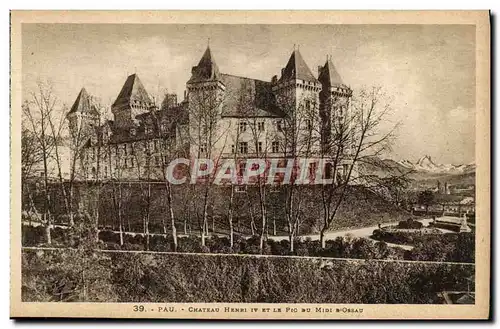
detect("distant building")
[65,45,354,181]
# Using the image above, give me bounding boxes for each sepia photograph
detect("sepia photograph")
[10,10,490,319]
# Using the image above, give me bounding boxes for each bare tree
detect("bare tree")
[318,86,399,248]
[187,84,229,246]
[274,90,321,252]
[149,90,190,252]
[46,103,72,226]
[22,81,61,244]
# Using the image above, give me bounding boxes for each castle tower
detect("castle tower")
[272,48,322,155]
[66,87,99,141]
[318,55,352,153]
[111,74,156,129]
[186,45,226,157]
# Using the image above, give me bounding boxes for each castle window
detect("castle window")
[276,120,283,132]
[257,121,265,132]
[239,121,247,133]
[130,127,136,136]
[231,144,235,154]
[200,142,207,154]
[305,100,311,111]
[272,141,280,153]
[124,158,128,168]
[154,155,160,167]
[305,119,312,130]
[257,142,263,154]
[239,142,248,154]
[124,145,128,156]
[130,157,135,168]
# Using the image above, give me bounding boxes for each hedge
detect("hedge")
[21,248,474,303]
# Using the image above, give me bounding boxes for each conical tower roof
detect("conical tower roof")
[279,49,317,83]
[318,56,344,87]
[68,88,91,114]
[188,46,221,83]
[112,74,153,108]
[68,87,99,116]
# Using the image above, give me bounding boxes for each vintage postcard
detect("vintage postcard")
[10,10,490,319]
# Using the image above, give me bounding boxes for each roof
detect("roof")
[68,88,98,116]
[188,46,221,83]
[434,194,470,204]
[112,74,153,109]
[220,74,285,118]
[279,49,318,83]
[318,57,345,87]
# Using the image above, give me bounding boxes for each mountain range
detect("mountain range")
[397,155,476,175]
[358,155,476,187]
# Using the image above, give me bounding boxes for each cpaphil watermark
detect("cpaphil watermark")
[165,158,348,185]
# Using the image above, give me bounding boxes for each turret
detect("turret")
[318,55,352,153]
[186,45,226,157]
[66,87,99,139]
[111,74,156,129]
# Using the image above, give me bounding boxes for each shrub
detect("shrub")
[98,230,121,244]
[177,236,200,253]
[124,234,144,246]
[22,225,45,246]
[149,235,172,252]
[397,219,423,229]
[207,236,231,253]
[122,243,144,251]
[105,242,122,250]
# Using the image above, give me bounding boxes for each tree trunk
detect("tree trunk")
[273,219,276,236]
[228,186,234,247]
[259,212,266,253]
[289,233,294,253]
[68,184,74,226]
[259,188,266,253]
[166,182,177,251]
[201,185,209,246]
[44,213,51,245]
[249,206,256,236]
[320,227,327,249]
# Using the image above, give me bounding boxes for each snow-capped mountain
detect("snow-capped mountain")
[397,155,475,174]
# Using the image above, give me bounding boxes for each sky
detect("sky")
[22,24,476,164]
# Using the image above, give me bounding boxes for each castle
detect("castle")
[66,45,353,182]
